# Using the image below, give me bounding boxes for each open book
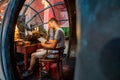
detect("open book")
[38,37,46,42]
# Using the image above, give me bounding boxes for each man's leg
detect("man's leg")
[28,53,37,71]
[22,49,46,77]
[28,49,47,70]
[22,52,38,77]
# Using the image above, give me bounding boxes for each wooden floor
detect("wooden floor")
[17,56,75,80]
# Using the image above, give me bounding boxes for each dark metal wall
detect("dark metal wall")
[0,0,25,80]
[75,0,120,80]
[64,0,77,59]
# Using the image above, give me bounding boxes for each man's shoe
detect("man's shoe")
[41,69,48,77]
[22,70,33,77]
[42,69,48,74]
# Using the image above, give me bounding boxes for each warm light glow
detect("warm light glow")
[42,0,49,7]
[1,10,4,13]
[14,25,20,40]
[1,15,3,19]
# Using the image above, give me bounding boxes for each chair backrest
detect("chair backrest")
[44,47,65,60]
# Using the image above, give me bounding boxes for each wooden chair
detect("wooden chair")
[39,47,65,80]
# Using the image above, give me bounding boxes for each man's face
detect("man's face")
[48,21,54,29]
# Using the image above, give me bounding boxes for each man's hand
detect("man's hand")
[40,40,58,49]
[40,42,46,47]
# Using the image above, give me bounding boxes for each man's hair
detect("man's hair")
[49,17,58,23]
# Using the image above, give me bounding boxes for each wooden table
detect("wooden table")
[16,44,38,69]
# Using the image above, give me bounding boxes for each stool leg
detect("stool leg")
[57,63,60,80]
[60,61,63,79]
[49,63,53,80]
[48,63,51,73]
[39,62,42,79]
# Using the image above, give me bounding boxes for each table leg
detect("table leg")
[24,54,28,70]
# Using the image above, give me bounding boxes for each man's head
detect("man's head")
[48,18,58,29]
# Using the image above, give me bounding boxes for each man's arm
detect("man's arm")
[41,40,58,49]
[45,40,54,43]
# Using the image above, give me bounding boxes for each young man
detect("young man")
[22,18,65,77]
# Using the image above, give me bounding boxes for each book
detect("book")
[38,37,46,42]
